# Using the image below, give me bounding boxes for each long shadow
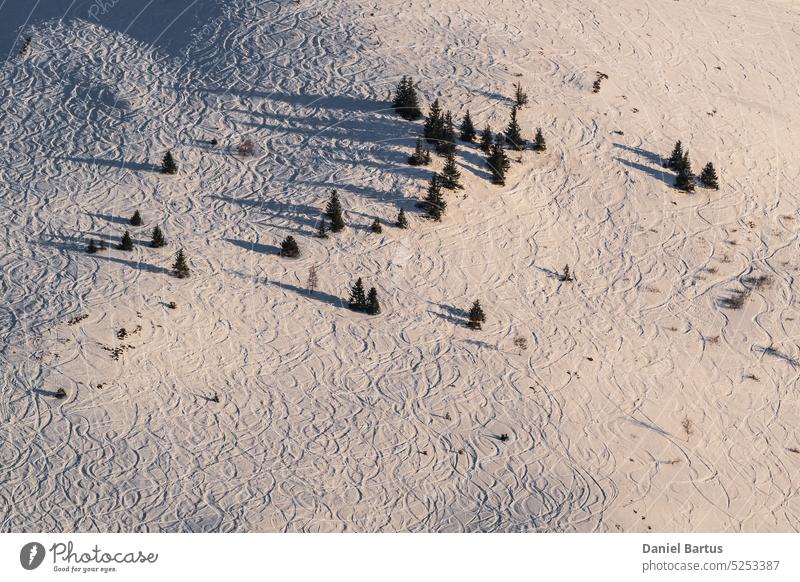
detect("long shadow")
[202,87,391,114]
[615,157,673,186]
[534,265,563,280]
[101,255,170,275]
[753,345,799,367]
[33,387,64,398]
[55,156,159,173]
[428,302,468,326]
[90,212,133,226]
[459,148,495,181]
[270,279,348,310]
[612,143,665,166]
[210,194,322,234]
[224,238,279,255]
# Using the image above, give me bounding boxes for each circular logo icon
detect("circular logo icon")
[20,542,45,570]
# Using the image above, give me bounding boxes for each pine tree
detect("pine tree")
[423,99,444,144]
[130,210,143,226]
[87,239,98,254]
[422,174,447,221]
[666,141,684,170]
[408,137,431,166]
[460,111,477,142]
[18,37,31,58]
[533,128,546,152]
[435,111,456,155]
[440,150,463,190]
[561,264,573,282]
[675,151,695,192]
[349,278,367,311]
[172,249,190,278]
[487,139,511,185]
[370,219,383,233]
[118,230,134,251]
[396,208,408,229]
[325,190,345,232]
[280,235,300,257]
[366,287,381,315]
[161,150,177,174]
[392,76,422,121]
[504,105,525,151]
[316,217,329,238]
[514,81,529,107]
[467,299,486,330]
[480,125,493,153]
[307,265,319,293]
[700,162,719,189]
[150,225,166,248]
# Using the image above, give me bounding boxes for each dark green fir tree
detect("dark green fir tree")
[460,111,477,142]
[423,99,444,144]
[130,210,143,226]
[408,137,431,166]
[87,239,99,254]
[533,128,546,152]
[435,111,456,155]
[370,219,383,234]
[440,150,463,190]
[280,235,300,257]
[150,225,166,248]
[666,141,684,170]
[396,208,408,229]
[161,150,177,174]
[514,81,529,107]
[467,299,486,330]
[118,230,134,251]
[172,249,190,278]
[504,105,525,151]
[487,139,511,185]
[366,287,381,315]
[349,277,367,311]
[700,162,719,189]
[479,125,493,153]
[392,76,423,120]
[422,174,447,221]
[675,152,695,192]
[325,190,345,232]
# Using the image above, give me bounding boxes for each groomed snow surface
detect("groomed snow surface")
[2,0,800,532]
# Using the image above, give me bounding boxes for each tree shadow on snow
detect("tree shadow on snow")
[612,143,665,166]
[614,157,673,186]
[55,156,159,173]
[223,238,280,255]
[270,279,348,310]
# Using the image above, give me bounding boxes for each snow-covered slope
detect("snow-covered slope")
[2,0,800,532]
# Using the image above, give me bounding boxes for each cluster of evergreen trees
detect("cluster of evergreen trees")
[348,278,381,315]
[392,76,423,121]
[666,141,719,192]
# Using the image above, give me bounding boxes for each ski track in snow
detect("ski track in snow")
[1,0,800,532]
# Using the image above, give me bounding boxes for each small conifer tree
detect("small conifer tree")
[487,139,511,185]
[667,141,684,170]
[700,162,719,189]
[504,105,525,151]
[479,125,493,153]
[307,265,319,293]
[392,76,422,120]
[408,137,431,166]
[172,249,190,278]
[467,300,486,330]
[150,226,166,248]
[325,190,345,232]
[396,208,408,229]
[533,128,546,152]
[514,81,529,107]
[370,219,383,234]
[349,278,367,311]
[87,239,98,254]
[435,111,457,155]
[118,230,134,251]
[130,210,143,226]
[424,99,444,144]
[161,150,177,174]
[460,111,477,142]
[440,150,463,190]
[18,37,31,58]
[280,235,300,257]
[366,287,381,315]
[422,174,447,221]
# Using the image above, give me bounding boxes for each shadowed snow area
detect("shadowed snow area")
[1,0,800,532]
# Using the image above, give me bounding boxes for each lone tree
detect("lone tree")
[325,189,345,232]
[161,150,177,174]
[504,105,525,151]
[533,128,546,152]
[118,230,134,251]
[700,162,719,189]
[561,264,573,282]
[307,265,319,293]
[396,208,408,229]
[366,287,381,315]
[666,141,684,170]
[487,138,511,185]
[675,151,695,192]
[87,239,99,254]
[423,99,444,144]
[435,111,456,155]
[370,219,383,234]
[316,217,329,238]
[349,278,368,311]
[513,81,529,107]
[408,137,431,166]
[422,174,447,221]
[18,36,32,58]
[391,76,422,120]
[460,111,477,142]
[479,125,493,153]
[150,225,166,248]
[280,235,300,258]
[467,300,486,330]
[172,249,190,278]
[130,210,143,226]
[440,150,463,190]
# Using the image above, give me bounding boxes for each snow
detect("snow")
[2,0,800,532]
